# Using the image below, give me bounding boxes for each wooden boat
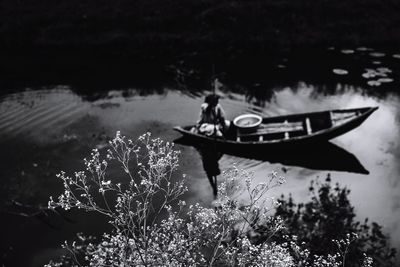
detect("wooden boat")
[173,106,378,148]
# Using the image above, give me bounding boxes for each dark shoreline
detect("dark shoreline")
[2,44,399,97]
[1,0,400,98]
[2,0,400,54]
[2,0,400,94]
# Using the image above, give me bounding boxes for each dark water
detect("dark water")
[1,48,400,266]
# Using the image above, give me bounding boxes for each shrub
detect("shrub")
[47,132,374,267]
[269,175,396,267]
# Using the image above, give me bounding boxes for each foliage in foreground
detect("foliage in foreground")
[47,132,376,266]
[267,176,396,267]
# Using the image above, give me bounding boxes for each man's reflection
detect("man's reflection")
[196,145,223,198]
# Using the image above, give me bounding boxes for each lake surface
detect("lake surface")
[1,47,400,266]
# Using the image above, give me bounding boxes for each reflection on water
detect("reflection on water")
[0,81,400,265]
[175,137,370,175]
[196,145,222,197]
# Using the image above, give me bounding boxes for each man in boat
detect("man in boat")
[196,93,228,137]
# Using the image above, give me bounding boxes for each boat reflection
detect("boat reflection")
[174,137,369,195]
